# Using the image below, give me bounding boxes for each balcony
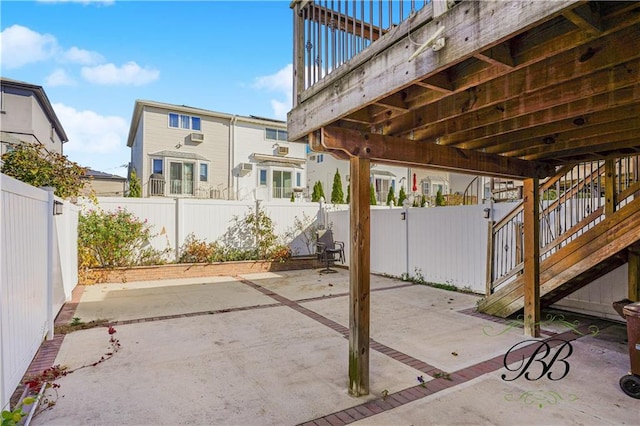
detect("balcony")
[289,0,640,175]
[147,177,226,199]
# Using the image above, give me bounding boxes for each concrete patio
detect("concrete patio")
[31,269,636,425]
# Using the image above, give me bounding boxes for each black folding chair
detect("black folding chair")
[316,229,345,274]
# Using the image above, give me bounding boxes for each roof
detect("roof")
[82,169,127,181]
[0,77,68,143]
[149,150,210,161]
[252,153,306,165]
[126,99,287,148]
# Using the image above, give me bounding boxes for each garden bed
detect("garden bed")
[79,256,319,285]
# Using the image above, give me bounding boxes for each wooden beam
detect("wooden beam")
[391,26,640,139]
[475,43,515,69]
[441,87,640,152]
[605,159,616,216]
[349,156,371,397]
[288,0,580,141]
[562,3,602,35]
[523,178,540,337]
[629,243,640,302]
[321,126,555,179]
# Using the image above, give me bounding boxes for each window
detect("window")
[169,161,195,195]
[200,163,208,182]
[317,154,324,163]
[258,169,267,186]
[168,112,201,130]
[422,181,430,196]
[296,172,301,187]
[309,155,316,161]
[152,159,163,175]
[191,117,201,131]
[168,113,179,128]
[266,128,288,142]
[272,170,292,199]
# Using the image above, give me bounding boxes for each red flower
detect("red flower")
[108,326,117,335]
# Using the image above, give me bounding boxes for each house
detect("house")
[126,100,307,201]
[80,169,128,197]
[308,150,497,206]
[0,77,68,155]
[306,151,409,204]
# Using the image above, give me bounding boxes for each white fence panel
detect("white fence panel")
[82,197,177,258]
[552,264,628,320]
[84,198,328,260]
[1,175,49,408]
[370,209,407,277]
[262,201,325,255]
[328,203,517,293]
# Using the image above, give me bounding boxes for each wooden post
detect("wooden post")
[485,219,494,295]
[605,159,616,216]
[523,178,540,337]
[629,243,640,302]
[349,156,371,396]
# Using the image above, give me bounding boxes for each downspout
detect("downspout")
[229,115,237,200]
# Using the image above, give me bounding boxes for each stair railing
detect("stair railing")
[487,155,640,294]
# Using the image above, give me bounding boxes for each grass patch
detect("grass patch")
[54,318,110,335]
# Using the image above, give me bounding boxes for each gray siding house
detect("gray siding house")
[0,77,68,155]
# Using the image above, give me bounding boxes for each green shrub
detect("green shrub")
[1,142,86,199]
[179,233,223,263]
[386,186,396,206]
[330,169,344,204]
[370,184,377,205]
[398,186,407,206]
[78,208,170,268]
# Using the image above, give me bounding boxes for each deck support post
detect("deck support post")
[523,178,540,337]
[629,243,640,302]
[348,156,371,396]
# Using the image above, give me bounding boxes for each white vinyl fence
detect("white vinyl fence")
[1,174,78,409]
[79,197,330,260]
[329,203,519,293]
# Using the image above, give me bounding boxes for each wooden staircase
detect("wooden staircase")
[478,157,640,318]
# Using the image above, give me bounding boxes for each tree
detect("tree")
[312,180,325,202]
[420,194,427,207]
[370,183,377,205]
[436,189,446,206]
[128,169,142,197]
[330,169,344,204]
[398,186,407,206]
[1,142,86,199]
[346,184,350,204]
[386,186,396,206]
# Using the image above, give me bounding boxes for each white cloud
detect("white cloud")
[0,25,58,69]
[0,24,104,70]
[253,64,292,94]
[253,64,293,120]
[81,61,159,86]
[45,69,76,87]
[53,103,128,155]
[63,46,104,65]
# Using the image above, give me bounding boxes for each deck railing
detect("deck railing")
[147,177,227,199]
[488,156,640,293]
[292,0,433,93]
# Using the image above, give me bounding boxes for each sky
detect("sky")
[0,0,294,177]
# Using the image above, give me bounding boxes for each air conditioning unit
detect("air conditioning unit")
[190,133,204,143]
[276,145,289,155]
[240,162,253,172]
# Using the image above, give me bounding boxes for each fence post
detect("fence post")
[175,198,184,261]
[317,197,326,228]
[44,187,55,340]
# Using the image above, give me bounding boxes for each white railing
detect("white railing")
[0,174,78,409]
